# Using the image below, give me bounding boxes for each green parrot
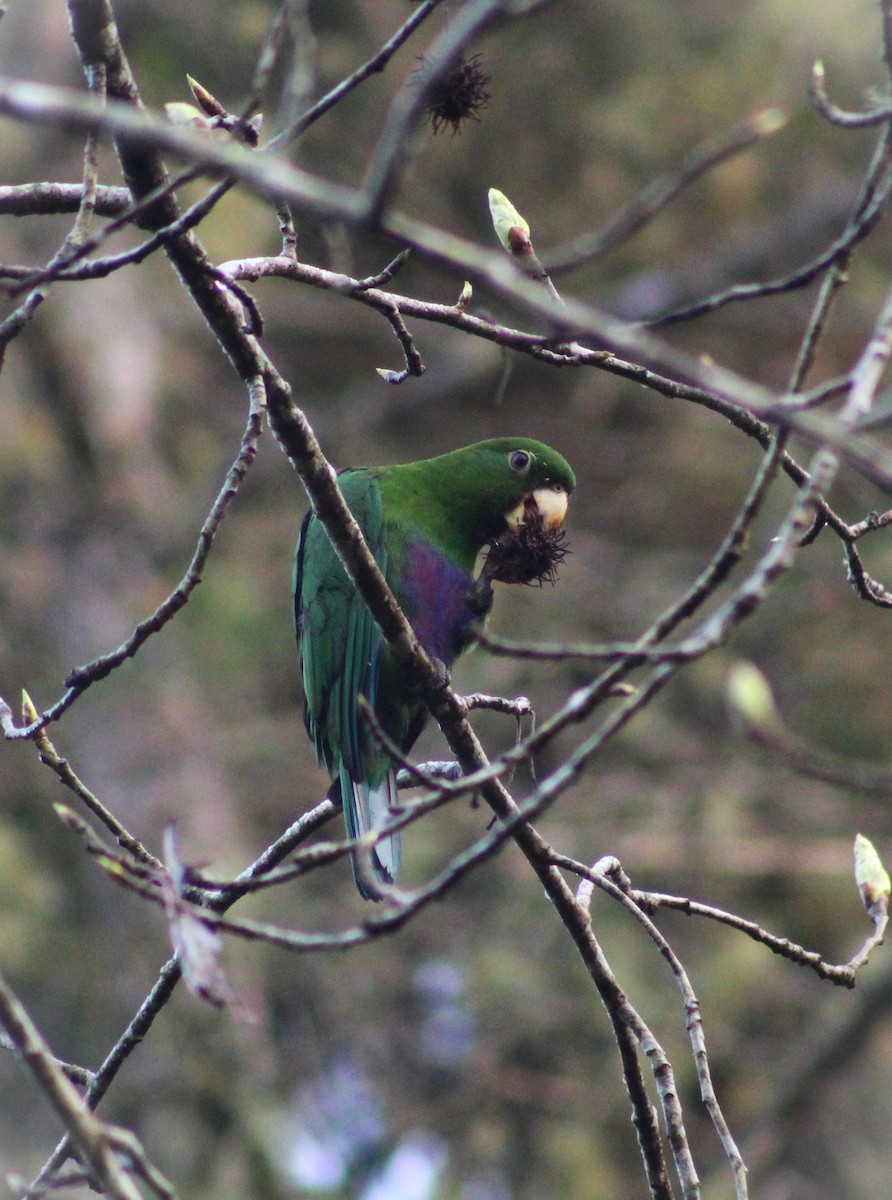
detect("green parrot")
[294,438,575,898]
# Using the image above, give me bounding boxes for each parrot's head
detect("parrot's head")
[500,444,574,535]
[446,437,574,539]
[378,438,575,576]
[436,439,576,580]
[436,437,575,549]
[464,438,575,586]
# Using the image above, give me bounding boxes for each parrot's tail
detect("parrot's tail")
[332,770,402,900]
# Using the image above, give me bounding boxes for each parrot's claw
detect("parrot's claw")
[429,656,450,693]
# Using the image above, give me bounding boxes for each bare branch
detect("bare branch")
[580,858,748,1199]
[633,890,864,987]
[0,968,149,1200]
[545,109,787,274]
[25,701,161,870]
[3,377,265,736]
[7,74,892,489]
[266,0,449,150]
[0,181,132,217]
[809,59,892,127]
[648,154,892,327]
[5,5,892,1199]
[375,302,426,384]
[361,0,539,219]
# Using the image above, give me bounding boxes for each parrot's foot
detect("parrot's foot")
[402,654,451,702]
[426,655,451,695]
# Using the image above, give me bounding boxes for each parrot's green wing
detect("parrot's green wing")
[294,469,386,783]
[294,470,400,896]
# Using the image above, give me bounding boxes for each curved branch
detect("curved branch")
[809,60,892,127]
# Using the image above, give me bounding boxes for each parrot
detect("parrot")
[294,438,576,898]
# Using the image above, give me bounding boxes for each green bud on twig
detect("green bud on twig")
[854,832,890,920]
[488,188,531,255]
[187,75,228,119]
[21,689,39,725]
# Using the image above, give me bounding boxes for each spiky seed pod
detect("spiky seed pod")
[481,512,570,587]
[425,54,491,135]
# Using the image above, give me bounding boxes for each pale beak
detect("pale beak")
[504,485,569,532]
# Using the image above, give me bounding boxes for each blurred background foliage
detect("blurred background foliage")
[1,1,892,1198]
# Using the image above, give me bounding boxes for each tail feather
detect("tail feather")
[336,768,402,900]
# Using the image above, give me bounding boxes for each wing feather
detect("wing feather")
[294,471,387,780]
[295,471,402,897]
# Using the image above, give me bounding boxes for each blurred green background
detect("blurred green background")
[1,1,892,1198]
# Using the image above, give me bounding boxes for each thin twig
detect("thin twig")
[8,75,892,491]
[578,858,747,1199]
[573,877,698,1200]
[630,890,868,987]
[376,302,426,383]
[648,154,892,327]
[265,0,447,151]
[27,710,161,870]
[361,0,532,219]
[545,109,786,273]
[0,968,149,1200]
[809,60,892,128]
[4,377,266,737]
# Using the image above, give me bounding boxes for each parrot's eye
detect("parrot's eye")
[508,450,532,473]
